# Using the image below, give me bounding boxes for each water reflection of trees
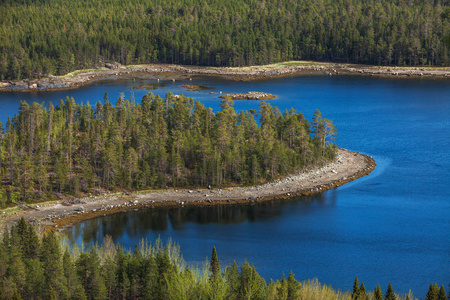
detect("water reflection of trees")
[69,193,328,246]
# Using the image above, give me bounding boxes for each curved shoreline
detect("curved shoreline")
[0,149,376,232]
[1,61,449,92]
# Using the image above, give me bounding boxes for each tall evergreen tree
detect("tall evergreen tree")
[352,276,360,299]
[384,282,396,300]
[373,284,383,300]
[210,246,220,279]
[438,285,447,300]
[427,283,439,300]
[41,231,68,299]
[287,270,300,300]
[277,273,288,300]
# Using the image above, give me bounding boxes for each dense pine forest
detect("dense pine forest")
[0,219,447,299]
[1,0,449,80]
[0,94,336,207]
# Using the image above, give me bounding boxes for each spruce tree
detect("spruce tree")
[225,261,240,299]
[62,250,86,300]
[360,282,367,300]
[438,285,447,300]
[210,246,220,279]
[374,284,383,300]
[287,270,300,300]
[384,282,396,300]
[277,273,288,300]
[426,283,439,300]
[352,276,360,299]
[41,231,68,299]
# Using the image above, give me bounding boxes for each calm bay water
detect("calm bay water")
[1,75,449,296]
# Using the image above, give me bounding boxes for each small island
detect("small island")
[219,91,277,100]
[181,84,211,91]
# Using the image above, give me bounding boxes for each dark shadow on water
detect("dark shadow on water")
[66,192,330,247]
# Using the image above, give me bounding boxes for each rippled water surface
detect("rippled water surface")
[2,75,449,297]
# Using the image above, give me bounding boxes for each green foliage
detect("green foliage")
[3,219,440,300]
[1,0,449,80]
[352,276,360,299]
[373,285,383,300]
[385,282,397,300]
[424,284,447,300]
[438,285,447,300]
[0,95,336,207]
[287,270,300,300]
[0,219,352,299]
[210,246,220,279]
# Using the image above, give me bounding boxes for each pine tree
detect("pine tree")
[87,248,107,299]
[41,231,68,299]
[360,282,367,300]
[427,283,439,300]
[0,121,3,177]
[18,154,33,200]
[277,273,288,300]
[287,270,300,300]
[352,276,360,299]
[238,260,267,299]
[156,248,172,299]
[373,284,383,300]
[312,109,326,156]
[225,261,240,299]
[384,282,396,300]
[210,246,220,279]
[438,285,447,300]
[62,250,86,300]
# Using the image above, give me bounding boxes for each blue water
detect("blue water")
[2,75,449,297]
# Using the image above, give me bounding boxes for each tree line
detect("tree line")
[1,0,449,80]
[0,218,448,299]
[0,94,337,207]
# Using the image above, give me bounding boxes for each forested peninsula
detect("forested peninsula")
[0,94,338,208]
[1,0,449,81]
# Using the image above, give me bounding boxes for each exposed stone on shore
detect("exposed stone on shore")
[219,91,276,100]
[0,149,376,232]
[1,62,449,92]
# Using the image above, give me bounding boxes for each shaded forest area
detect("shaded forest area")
[1,219,447,299]
[0,94,336,207]
[1,0,449,80]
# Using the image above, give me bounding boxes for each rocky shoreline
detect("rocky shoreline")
[1,61,449,92]
[219,91,276,100]
[0,149,376,232]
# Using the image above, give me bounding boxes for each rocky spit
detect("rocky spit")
[0,149,376,232]
[219,91,276,100]
[1,61,449,92]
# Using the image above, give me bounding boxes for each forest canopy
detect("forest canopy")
[1,0,449,80]
[0,94,337,207]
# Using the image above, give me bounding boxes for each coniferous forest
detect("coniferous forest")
[0,219,447,300]
[1,0,449,80]
[0,94,336,208]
